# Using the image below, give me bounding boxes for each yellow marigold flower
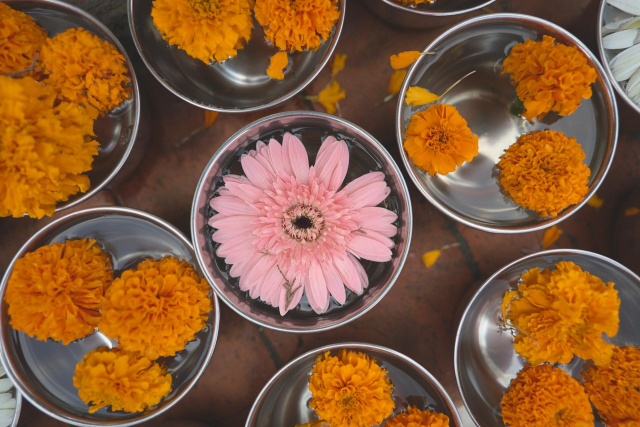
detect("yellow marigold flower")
[41,28,131,118]
[267,51,289,80]
[502,35,597,121]
[582,346,640,427]
[587,193,604,208]
[624,207,640,216]
[497,130,590,218]
[5,239,112,345]
[309,350,395,427]
[541,225,562,249]
[311,80,346,115]
[255,0,340,53]
[0,3,47,75]
[0,76,97,219]
[331,53,347,78]
[404,103,479,176]
[388,70,408,95]
[384,406,449,427]
[501,261,620,366]
[98,257,211,360]
[152,0,253,64]
[501,364,594,427]
[73,346,172,413]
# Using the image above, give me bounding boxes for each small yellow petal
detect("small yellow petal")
[405,86,441,106]
[388,69,408,95]
[204,111,219,128]
[267,52,288,80]
[390,51,422,70]
[331,54,346,78]
[422,250,441,268]
[624,207,640,216]
[542,225,562,249]
[587,194,604,208]
[316,81,346,115]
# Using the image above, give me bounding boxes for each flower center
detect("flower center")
[187,0,221,18]
[282,204,325,242]
[339,392,360,413]
[422,125,457,153]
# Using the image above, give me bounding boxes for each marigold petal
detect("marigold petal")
[331,53,347,78]
[422,250,441,268]
[390,51,421,70]
[316,81,346,115]
[388,69,408,95]
[0,3,47,75]
[587,193,604,208]
[384,406,449,427]
[405,86,441,106]
[541,225,562,249]
[204,110,219,127]
[267,51,288,80]
[624,207,640,216]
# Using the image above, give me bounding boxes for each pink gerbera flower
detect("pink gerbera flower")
[209,133,397,315]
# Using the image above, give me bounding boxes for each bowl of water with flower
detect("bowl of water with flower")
[128,0,345,112]
[246,343,462,427]
[0,0,140,220]
[396,13,618,233]
[0,207,220,426]
[455,249,640,426]
[192,111,412,332]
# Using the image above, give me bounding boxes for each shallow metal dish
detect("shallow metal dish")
[396,13,618,233]
[455,249,640,427]
[364,0,495,29]
[0,207,220,426]
[4,0,140,216]
[128,0,345,112]
[597,0,640,116]
[246,343,462,427]
[191,111,412,332]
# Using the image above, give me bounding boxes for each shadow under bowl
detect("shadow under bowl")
[396,13,618,233]
[246,343,463,427]
[128,0,345,112]
[455,249,640,427]
[0,207,220,426]
[4,0,140,216]
[191,111,412,332]
[597,0,640,116]
[364,0,496,29]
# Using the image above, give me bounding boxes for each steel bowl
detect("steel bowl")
[128,0,345,112]
[0,207,220,426]
[597,0,640,116]
[246,343,463,427]
[4,0,140,216]
[454,249,640,427]
[191,111,412,332]
[396,13,618,234]
[363,0,495,29]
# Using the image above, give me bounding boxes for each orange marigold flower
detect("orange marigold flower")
[73,346,172,413]
[501,261,620,366]
[502,35,597,121]
[255,0,340,53]
[5,239,112,345]
[151,0,253,64]
[0,76,97,219]
[384,406,450,427]
[0,3,47,75]
[497,130,590,217]
[404,103,479,176]
[309,350,395,427]
[98,257,212,360]
[582,346,640,427]
[501,364,594,427]
[41,28,131,118]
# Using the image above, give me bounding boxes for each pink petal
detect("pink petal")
[315,138,349,191]
[323,262,346,305]
[267,139,286,173]
[358,229,394,248]
[241,155,273,190]
[209,215,255,231]
[348,182,390,209]
[342,171,384,196]
[308,261,330,313]
[260,263,283,302]
[316,135,337,160]
[280,276,304,315]
[363,223,397,238]
[210,196,259,216]
[211,228,251,244]
[216,235,254,257]
[282,133,309,183]
[353,206,398,225]
[244,255,276,287]
[224,175,263,203]
[333,252,362,294]
[229,259,247,277]
[347,235,392,262]
[239,255,262,291]
[348,253,369,290]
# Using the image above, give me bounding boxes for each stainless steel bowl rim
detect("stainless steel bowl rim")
[191,110,413,333]
[396,12,619,234]
[453,248,640,427]
[0,206,221,427]
[597,0,640,116]
[10,388,21,427]
[245,342,463,427]
[127,0,345,113]
[5,0,141,214]
[378,0,496,17]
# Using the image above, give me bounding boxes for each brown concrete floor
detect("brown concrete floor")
[2,0,640,425]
